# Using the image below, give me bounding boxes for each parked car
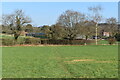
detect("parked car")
[92,36,101,39]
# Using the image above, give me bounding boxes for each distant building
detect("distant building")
[26,33,47,39]
[75,34,86,39]
[103,32,110,37]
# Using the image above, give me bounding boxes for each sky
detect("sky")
[2,2,118,26]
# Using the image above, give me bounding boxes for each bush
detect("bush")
[107,38,116,45]
[45,39,94,45]
[41,39,48,44]
[85,40,95,44]
[47,39,70,45]
[71,39,86,45]
[16,37,25,45]
[0,39,2,46]
[24,37,41,45]
[114,33,120,41]
[2,38,14,46]
[101,36,109,40]
[2,37,41,46]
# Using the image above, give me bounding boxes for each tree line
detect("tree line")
[1,6,120,43]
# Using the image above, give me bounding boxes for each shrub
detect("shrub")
[41,39,49,44]
[24,37,41,45]
[47,39,70,45]
[85,40,95,45]
[107,37,116,45]
[46,39,94,45]
[114,33,120,41]
[71,39,86,45]
[0,39,2,46]
[17,37,25,45]
[2,38,14,46]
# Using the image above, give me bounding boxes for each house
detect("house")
[103,32,110,37]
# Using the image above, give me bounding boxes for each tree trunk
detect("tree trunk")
[14,32,21,41]
[85,35,88,40]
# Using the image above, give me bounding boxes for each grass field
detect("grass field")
[2,45,118,78]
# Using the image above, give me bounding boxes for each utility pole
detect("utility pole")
[95,23,98,45]
[88,6,102,45]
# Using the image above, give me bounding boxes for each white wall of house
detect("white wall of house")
[103,32,110,37]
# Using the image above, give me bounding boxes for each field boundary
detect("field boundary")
[0,44,118,47]
[0,44,119,47]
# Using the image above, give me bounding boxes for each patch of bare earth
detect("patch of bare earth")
[72,59,95,62]
[64,59,95,63]
[64,59,117,64]
[64,57,82,59]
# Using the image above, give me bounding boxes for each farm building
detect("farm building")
[26,33,47,39]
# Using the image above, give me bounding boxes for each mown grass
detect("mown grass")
[2,45,118,78]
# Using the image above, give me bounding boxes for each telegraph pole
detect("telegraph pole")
[88,6,102,45]
[95,23,98,45]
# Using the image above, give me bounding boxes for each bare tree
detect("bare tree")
[80,20,96,40]
[57,10,85,40]
[50,24,66,39]
[106,17,118,37]
[2,10,31,40]
[88,6,102,45]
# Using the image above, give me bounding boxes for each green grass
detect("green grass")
[0,34,14,39]
[0,34,25,42]
[98,40,108,44]
[2,45,118,78]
